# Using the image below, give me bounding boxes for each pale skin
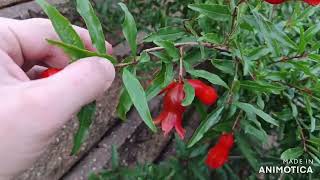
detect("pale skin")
[0,18,115,179]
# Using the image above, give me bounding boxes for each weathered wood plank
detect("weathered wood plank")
[62,108,201,180]
[0,0,30,8]
[0,0,74,19]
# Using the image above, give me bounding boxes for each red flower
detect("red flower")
[187,79,218,106]
[205,133,234,169]
[154,82,186,139]
[264,0,286,4]
[39,68,62,78]
[154,79,219,138]
[303,0,320,6]
[161,80,219,106]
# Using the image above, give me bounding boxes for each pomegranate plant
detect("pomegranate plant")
[36,0,320,179]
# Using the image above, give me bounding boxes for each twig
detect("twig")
[115,42,229,69]
[274,80,313,95]
[301,128,307,152]
[232,111,243,131]
[115,61,138,68]
[229,6,238,37]
[268,53,308,66]
[296,119,307,152]
[226,62,240,104]
[144,42,229,53]
[179,47,184,82]
[224,0,246,45]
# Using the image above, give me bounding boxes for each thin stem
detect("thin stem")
[296,119,307,152]
[224,0,245,45]
[268,53,307,66]
[232,111,243,131]
[274,80,313,95]
[114,42,229,69]
[179,47,184,83]
[144,42,229,53]
[226,62,239,104]
[115,61,137,68]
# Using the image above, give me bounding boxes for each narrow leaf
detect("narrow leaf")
[280,147,304,160]
[188,107,224,147]
[76,0,106,53]
[122,68,157,132]
[187,69,229,89]
[235,102,279,126]
[182,81,195,106]
[119,3,137,56]
[72,102,96,154]
[188,4,231,21]
[139,51,150,63]
[154,41,180,60]
[116,88,133,121]
[240,80,284,94]
[146,63,167,100]
[163,63,174,87]
[47,40,116,63]
[36,0,84,48]
[235,132,259,170]
[144,27,186,42]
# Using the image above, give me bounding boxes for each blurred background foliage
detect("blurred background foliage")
[88,0,320,179]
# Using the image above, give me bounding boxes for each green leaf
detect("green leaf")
[309,54,320,62]
[182,81,195,106]
[119,3,138,56]
[146,64,167,100]
[234,102,279,126]
[88,173,101,180]
[139,51,150,63]
[240,80,284,94]
[242,121,268,143]
[144,27,186,42]
[122,68,157,132]
[308,152,320,165]
[187,69,229,89]
[251,10,297,52]
[149,51,171,63]
[188,4,231,21]
[211,59,234,75]
[304,95,316,132]
[199,33,223,44]
[36,0,84,48]
[76,0,106,54]
[280,147,304,160]
[47,40,116,63]
[296,6,318,21]
[154,41,180,60]
[235,132,259,170]
[72,102,96,154]
[188,107,224,148]
[304,23,320,41]
[246,47,271,61]
[111,145,120,169]
[163,63,174,87]
[116,88,133,121]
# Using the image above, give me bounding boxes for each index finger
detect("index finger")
[0,18,112,69]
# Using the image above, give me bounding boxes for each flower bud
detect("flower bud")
[264,0,286,4]
[205,133,234,169]
[187,79,218,106]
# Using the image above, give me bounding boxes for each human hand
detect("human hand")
[0,18,115,179]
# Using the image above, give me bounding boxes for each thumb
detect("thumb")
[37,57,115,114]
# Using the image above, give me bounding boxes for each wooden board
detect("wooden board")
[0,0,30,8]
